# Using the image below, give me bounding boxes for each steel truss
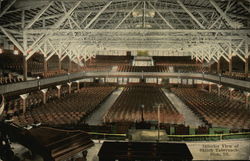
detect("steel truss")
[0,0,249,65]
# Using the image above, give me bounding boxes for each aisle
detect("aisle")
[162,88,205,127]
[85,87,123,125]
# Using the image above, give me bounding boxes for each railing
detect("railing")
[0,71,249,94]
[86,131,250,141]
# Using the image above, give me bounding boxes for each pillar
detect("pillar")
[77,64,81,71]
[208,64,212,73]
[229,56,232,76]
[41,89,48,104]
[201,80,204,89]
[75,81,80,92]
[0,95,5,115]
[20,93,29,113]
[23,56,27,81]
[228,88,234,100]
[58,59,62,71]
[217,58,220,74]
[208,82,212,93]
[44,56,48,77]
[68,59,72,72]
[217,84,222,96]
[67,82,72,94]
[244,92,250,109]
[56,85,62,98]
[245,57,249,78]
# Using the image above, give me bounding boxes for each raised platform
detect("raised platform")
[98,141,193,161]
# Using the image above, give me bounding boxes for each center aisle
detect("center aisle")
[85,87,124,125]
[161,88,205,127]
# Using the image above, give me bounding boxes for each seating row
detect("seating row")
[117,65,208,73]
[171,88,250,129]
[12,86,116,126]
[104,84,184,124]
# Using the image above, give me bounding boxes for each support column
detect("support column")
[217,58,221,74]
[228,88,234,100]
[23,56,27,81]
[41,89,48,104]
[208,82,212,93]
[44,56,48,77]
[0,95,4,115]
[77,64,81,71]
[208,64,212,73]
[75,81,80,92]
[217,84,222,96]
[68,59,72,72]
[67,82,72,94]
[58,59,62,71]
[244,92,250,109]
[245,57,248,78]
[20,93,29,113]
[56,85,62,98]
[229,56,232,76]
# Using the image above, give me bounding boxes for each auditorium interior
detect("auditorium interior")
[0,0,250,161]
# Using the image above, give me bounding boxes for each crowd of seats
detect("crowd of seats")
[0,52,76,78]
[117,65,170,72]
[223,71,250,80]
[104,84,184,124]
[4,83,79,116]
[0,75,23,85]
[0,52,44,74]
[84,55,131,72]
[12,86,116,126]
[6,88,59,115]
[82,66,113,72]
[174,65,208,73]
[117,65,208,73]
[171,88,250,129]
[153,56,196,65]
[208,85,246,103]
[43,70,67,78]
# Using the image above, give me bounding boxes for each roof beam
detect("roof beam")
[0,0,16,18]
[170,11,187,29]
[177,0,205,29]
[79,12,92,27]
[52,1,81,28]
[101,12,117,29]
[209,0,243,29]
[238,1,250,13]
[115,2,140,29]
[25,1,53,29]
[0,27,25,54]
[148,2,174,29]
[84,1,112,29]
